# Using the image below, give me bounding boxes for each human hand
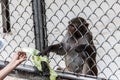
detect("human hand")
[0,52,26,79]
[10,51,27,66]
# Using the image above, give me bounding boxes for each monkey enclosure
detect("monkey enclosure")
[0,0,120,80]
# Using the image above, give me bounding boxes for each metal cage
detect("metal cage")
[0,0,120,80]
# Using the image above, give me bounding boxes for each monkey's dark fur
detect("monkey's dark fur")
[38,17,98,76]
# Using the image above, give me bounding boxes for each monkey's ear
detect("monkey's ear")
[85,23,89,27]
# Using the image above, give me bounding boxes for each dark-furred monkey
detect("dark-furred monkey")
[38,17,98,76]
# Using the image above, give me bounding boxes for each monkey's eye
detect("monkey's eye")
[68,24,76,33]
[69,24,75,29]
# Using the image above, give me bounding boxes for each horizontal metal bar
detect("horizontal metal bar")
[0,60,105,79]
[0,60,36,73]
[56,70,105,80]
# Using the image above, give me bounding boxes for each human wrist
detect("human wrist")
[9,60,18,68]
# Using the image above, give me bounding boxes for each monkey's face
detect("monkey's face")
[68,17,89,37]
[68,24,76,34]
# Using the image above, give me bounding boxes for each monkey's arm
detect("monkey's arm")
[84,45,98,76]
[38,43,66,56]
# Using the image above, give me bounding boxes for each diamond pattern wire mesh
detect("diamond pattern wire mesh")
[0,0,35,66]
[0,0,120,80]
[45,0,120,79]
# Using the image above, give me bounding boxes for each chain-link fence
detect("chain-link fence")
[45,0,120,80]
[0,0,120,80]
[0,0,38,78]
[0,0,35,64]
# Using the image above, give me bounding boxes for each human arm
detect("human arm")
[0,51,26,80]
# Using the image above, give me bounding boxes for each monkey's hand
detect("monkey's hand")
[36,47,50,56]
[37,52,43,56]
[37,51,48,56]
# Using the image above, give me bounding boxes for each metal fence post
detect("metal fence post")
[1,0,11,33]
[32,0,47,51]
